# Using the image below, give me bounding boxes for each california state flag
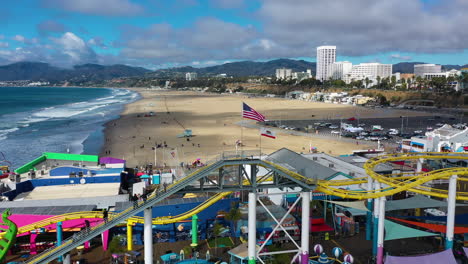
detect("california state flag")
[260,127,276,139]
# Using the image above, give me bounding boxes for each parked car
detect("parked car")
[436,123,444,127]
[358,123,366,127]
[329,125,339,129]
[414,130,423,134]
[388,129,399,135]
[331,130,340,134]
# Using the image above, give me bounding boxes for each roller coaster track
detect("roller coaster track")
[22,152,468,263]
[316,152,468,200]
[0,191,233,239]
[0,209,17,263]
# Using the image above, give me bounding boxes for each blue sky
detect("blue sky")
[0,0,467,69]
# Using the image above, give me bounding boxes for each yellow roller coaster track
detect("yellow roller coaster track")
[315,152,468,200]
[3,172,269,238]
[0,192,232,239]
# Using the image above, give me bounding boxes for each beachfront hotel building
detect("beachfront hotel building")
[414,64,442,77]
[275,68,293,79]
[327,61,353,80]
[185,72,198,81]
[316,46,336,81]
[343,63,392,84]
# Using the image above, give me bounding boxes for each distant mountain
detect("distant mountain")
[0,62,151,82]
[149,59,316,77]
[392,62,468,73]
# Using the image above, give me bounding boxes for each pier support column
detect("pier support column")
[144,207,153,264]
[191,214,198,247]
[248,192,257,264]
[416,158,423,173]
[372,182,381,257]
[101,230,109,251]
[63,253,71,264]
[30,233,38,255]
[57,222,63,262]
[301,191,310,264]
[446,175,458,249]
[366,176,374,241]
[376,197,386,264]
[127,222,133,251]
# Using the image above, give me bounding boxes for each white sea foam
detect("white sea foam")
[0,127,19,141]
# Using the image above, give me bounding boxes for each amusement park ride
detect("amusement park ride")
[0,151,467,264]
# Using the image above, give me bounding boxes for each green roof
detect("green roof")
[44,152,98,163]
[14,155,47,174]
[14,152,98,174]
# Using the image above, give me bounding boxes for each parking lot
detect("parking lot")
[265,114,467,145]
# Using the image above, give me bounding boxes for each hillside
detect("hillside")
[0,62,151,82]
[148,59,316,78]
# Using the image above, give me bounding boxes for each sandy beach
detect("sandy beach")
[101,89,427,167]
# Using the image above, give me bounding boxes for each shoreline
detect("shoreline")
[98,88,143,157]
[99,89,431,168]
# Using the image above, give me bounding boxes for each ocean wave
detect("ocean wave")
[0,88,139,154]
[0,127,19,141]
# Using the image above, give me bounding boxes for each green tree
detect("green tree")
[376,76,381,89]
[391,75,397,90]
[225,202,242,235]
[364,77,371,88]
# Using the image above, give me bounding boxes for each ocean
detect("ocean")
[0,87,140,169]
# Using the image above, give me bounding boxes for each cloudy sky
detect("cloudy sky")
[1,0,468,69]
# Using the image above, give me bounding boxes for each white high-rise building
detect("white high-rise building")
[316,46,336,81]
[186,72,198,81]
[275,68,293,79]
[414,64,441,77]
[344,63,393,84]
[327,61,353,80]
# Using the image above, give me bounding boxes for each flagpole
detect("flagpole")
[241,102,244,156]
[259,129,262,160]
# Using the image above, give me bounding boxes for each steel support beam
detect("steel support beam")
[446,175,458,249]
[248,192,257,264]
[144,207,153,264]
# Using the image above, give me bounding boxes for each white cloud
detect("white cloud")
[41,0,144,16]
[88,37,107,48]
[192,61,200,65]
[0,42,8,48]
[257,0,468,57]
[210,0,244,9]
[13,35,25,43]
[52,32,97,64]
[390,54,412,61]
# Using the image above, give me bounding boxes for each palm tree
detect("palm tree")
[364,77,370,89]
[376,76,381,89]
[225,202,242,236]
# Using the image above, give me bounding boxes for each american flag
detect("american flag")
[242,102,266,122]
